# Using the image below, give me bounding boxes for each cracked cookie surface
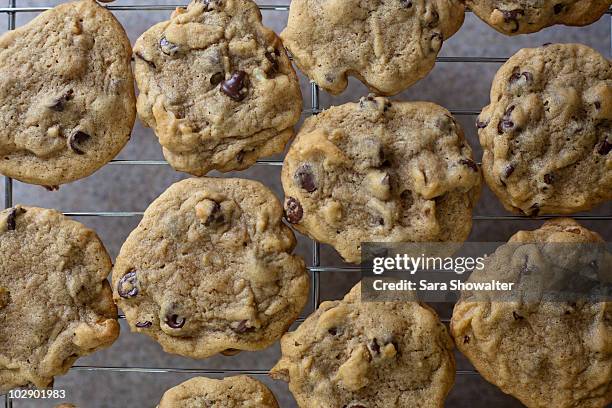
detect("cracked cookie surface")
[451,218,612,408]
[0,206,119,393]
[270,283,456,408]
[282,96,481,263]
[134,0,302,176]
[478,44,612,215]
[157,376,279,408]
[0,0,135,186]
[281,0,464,96]
[467,0,611,35]
[113,177,309,358]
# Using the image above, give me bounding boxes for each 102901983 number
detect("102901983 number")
[8,389,66,399]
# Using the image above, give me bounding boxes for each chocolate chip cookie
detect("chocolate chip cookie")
[468,0,611,35]
[134,0,302,176]
[0,0,136,186]
[270,283,456,408]
[113,177,309,358]
[157,376,279,407]
[451,218,612,408]
[0,206,119,393]
[281,0,464,96]
[478,44,612,216]
[282,95,482,264]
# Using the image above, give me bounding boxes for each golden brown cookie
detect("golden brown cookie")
[0,0,135,186]
[113,177,309,358]
[134,0,302,176]
[0,206,119,393]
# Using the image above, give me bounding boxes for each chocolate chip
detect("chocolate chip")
[5,207,18,231]
[136,321,152,328]
[165,314,186,329]
[596,139,611,155]
[236,150,245,163]
[543,173,554,184]
[400,0,412,7]
[284,197,303,224]
[553,3,566,13]
[501,9,524,33]
[503,164,515,178]
[265,51,279,72]
[43,185,59,192]
[463,335,470,344]
[134,51,156,69]
[210,72,224,86]
[476,119,489,129]
[594,101,601,110]
[369,338,380,354]
[295,164,317,192]
[328,327,338,336]
[460,159,479,172]
[497,105,515,134]
[525,203,540,217]
[68,130,90,155]
[204,201,225,226]
[220,71,248,101]
[233,319,253,334]
[509,67,533,84]
[117,271,138,298]
[48,89,74,112]
[427,10,439,28]
[512,311,524,320]
[159,36,180,56]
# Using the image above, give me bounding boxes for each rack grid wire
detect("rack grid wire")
[2,1,612,407]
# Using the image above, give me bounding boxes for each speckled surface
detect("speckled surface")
[1,1,611,407]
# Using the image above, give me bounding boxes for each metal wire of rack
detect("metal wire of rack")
[1,2,612,407]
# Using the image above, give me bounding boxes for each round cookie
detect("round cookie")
[281,0,465,96]
[112,177,309,358]
[134,0,302,176]
[157,376,279,408]
[467,0,611,35]
[0,0,136,186]
[270,283,456,408]
[451,219,612,408]
[0,206,119,393]
[478,44,612,216]
[282,95,482,264]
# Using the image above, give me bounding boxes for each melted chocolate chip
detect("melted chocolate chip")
[284,197,303,224]
[117,271,138,298]
[497,105,515,133]
[210,72,224,86]
[504,164,515,178]
[265,51,279,72]
[553,3,566,13]
[204,201,225,226]
[460,159,479,172]
[68,130,90,155]
[463,335,470,344]
[501,9,524,33]
[427,10,439,28]
[236,150,245,164]
[526,203,540,217]
[5,208,18,231]
[44,185,59,192]
[400,0,412,7]
[220,71,248,101]
[328,327,338,336]
[476,119,489,129]
[48,89,74,112]
[369,338,380,354]
[543,173,554,184]
[594,101,602,110]
[295,164,317,192]
[160,36,180,56]
[136,321,152,328]
[233,319,253,334]
[165,314,186,329]
[509,67,533,84]
[134,52,156,69]
[512,311,524,320]
[597,139,611,155]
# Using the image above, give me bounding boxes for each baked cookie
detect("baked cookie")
[478,44,612,215]
[0,206,119,393]
[282,95,482,264]
[157,376,279,408]
[467,0,611,35]
[281,0,464,96]
[0,0,135,186]
[270,283,455,408]
[134,0,302,176]
[451,219,612,408]
[113,177,309,358]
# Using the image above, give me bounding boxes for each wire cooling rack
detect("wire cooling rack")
[2,2,612,407]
